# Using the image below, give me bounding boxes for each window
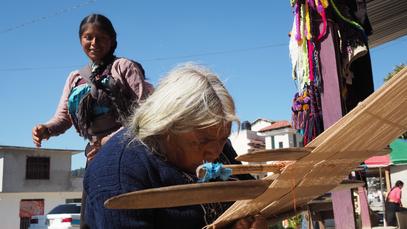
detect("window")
[278,142,284,148]
[26,157,50,179]
[48,204,81,214]
[271,136,275,149]
[66,198,81,204]
[293,134,297,147]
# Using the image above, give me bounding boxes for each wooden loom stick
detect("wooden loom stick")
[235,147,314,162]
[104,180,273,209]
[209,67,407,228]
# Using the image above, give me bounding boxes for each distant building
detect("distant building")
[229,119,301,178]
[229,120,266,156]
[250,118,274,132]
[230,119,301,155]
[0,145,82,229]
[258,120,303,149]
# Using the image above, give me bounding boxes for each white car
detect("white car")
[29,203,81,229]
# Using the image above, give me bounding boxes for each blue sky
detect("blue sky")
[1,0,406,170]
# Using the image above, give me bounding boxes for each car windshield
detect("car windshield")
[48,204,81,214]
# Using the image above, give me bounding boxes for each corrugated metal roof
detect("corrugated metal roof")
[367,0,407,47]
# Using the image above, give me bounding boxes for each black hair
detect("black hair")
[79,14,118,58]
[395,180,404,188]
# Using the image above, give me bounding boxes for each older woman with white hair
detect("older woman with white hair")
[83,63,267,229]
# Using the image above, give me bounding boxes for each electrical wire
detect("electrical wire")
[0,0,96,34]
[0,43,287,72]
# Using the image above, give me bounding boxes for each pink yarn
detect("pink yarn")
[295,3,302,41]
[307,0,315,10]
[307,40,314,82]
[317,0,327,40]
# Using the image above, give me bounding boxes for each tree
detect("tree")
[385,64,406,139]
[384,64,406,82]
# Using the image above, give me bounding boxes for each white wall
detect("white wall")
[265,137,272,150]
[2,150,77,192]
[251,120,273,132]
[230,130,259,155]
[261,127,300,149]
[390,164,407,207]
[0,157,3,192]
[0,192,81,229]
[275,135,289,149]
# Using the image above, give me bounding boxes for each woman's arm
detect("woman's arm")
[32,72,76,147]
[44,71,77,135]
[111,58,153,103]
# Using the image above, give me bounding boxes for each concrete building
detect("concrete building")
[229,119,301,178]
[257,120,303,149]
[0,145,82,229]
[229,119,275,156]
[230,119,301,156]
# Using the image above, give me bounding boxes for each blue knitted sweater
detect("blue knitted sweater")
[84,129,248,229]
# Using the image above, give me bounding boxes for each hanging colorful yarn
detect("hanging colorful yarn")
[289,0,325,144]
[307,40,315,82]
[291,90,310,131]
[316,0,328,40]
[305,1,312,41]
[329,0,364,31]
[295,3,302,42]
[302,82,323,145]
[320,0,329,8]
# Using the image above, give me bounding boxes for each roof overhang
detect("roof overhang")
[0,145,82,155]
[367,0,407,47]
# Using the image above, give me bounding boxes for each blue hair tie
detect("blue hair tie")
[198,162,232,183]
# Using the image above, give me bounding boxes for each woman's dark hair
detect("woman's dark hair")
[395,180,404,187]
[79,14,117,57]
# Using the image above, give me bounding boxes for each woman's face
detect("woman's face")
[80,24,114,63]
[163,123,231,174]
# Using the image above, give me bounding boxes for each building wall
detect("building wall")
[2,150,77,192]
[229,130,264,156]
[0,192,81,229]
[262,128,299,149]
[275,135,289,149]
[0,157,3,192]
[390,164,407,207]
[251,120,273,132]
[265,137,273,150]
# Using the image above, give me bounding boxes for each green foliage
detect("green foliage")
[269,214,302,229]
[384,64,406,82]
[287,214,302,228]
[71,167,86,177]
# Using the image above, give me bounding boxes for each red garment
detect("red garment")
[387,187,402,204]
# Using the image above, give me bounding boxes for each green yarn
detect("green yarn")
[329,0,365,31]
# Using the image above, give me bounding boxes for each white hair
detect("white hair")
[128,63,239,152]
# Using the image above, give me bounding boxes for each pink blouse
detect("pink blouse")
[45,58,153,136]
[387,187,402,204]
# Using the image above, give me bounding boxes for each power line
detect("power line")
[0,43,287,72]
[141,43,287,62]
[0,65,81,72]
[0,0,96,34]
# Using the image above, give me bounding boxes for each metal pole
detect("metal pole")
[379,167,386,227]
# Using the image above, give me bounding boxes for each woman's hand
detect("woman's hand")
[32,124,50,147]
[231,215,268,229]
